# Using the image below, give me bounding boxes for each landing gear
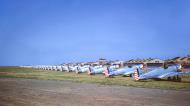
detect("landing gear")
[167,76,182,82]
[167,77,171,81]
[176,75,182,82]
[129,74,132,77]
[172,76,177,81]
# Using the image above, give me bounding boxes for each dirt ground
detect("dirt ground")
[0,78,190,106]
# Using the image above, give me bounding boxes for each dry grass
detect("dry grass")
[0,66,190,90]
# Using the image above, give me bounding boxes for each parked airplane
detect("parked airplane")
[53,66,57,71]
[56,65,63,71]
[88,65,106,75]
[76,65,90,74]
[66,65,77,72]
[61,65,69,72]
[134,64,190,81]
[48,66,53,70]
[105,64,144,77]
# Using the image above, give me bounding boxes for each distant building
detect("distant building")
[175,57,190,64]
[127,58,164,66]
[146,58,164,63]
[110,60,128,67]
[145,58,165,66]
[98,58,108,65]
[86,62,99,66]
[166,56,190,68]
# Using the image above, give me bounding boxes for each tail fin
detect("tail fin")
[76,67,79,74]
[88,67,92,75]
[134,68,140,81]
[67,66,70,72]
[105,67,110,77]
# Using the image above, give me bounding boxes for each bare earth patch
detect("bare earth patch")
[0,78,190,106]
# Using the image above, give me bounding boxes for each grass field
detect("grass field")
[0,66,190,90]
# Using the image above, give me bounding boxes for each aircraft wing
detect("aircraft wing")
[157,71,190,78]
[138,69,164,79]
[123,70,134,75]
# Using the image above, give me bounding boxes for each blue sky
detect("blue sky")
[0,0,190,66]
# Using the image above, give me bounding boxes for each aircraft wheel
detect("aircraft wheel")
[129,74,132,77]
[167,77,171,81]
[172,76,177,81]
[177,75,182,82]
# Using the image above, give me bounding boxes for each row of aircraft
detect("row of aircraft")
[33,64,190,81]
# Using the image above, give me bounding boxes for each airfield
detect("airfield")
[0,67,190,106]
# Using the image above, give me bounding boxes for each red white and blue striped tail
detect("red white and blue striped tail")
[88,67,92,75]
[104,67,110,77]
[134,69,140,81]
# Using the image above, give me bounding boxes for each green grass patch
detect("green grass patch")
[0,66,190,90]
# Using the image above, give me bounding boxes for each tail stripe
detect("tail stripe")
[88,67,92,75]
[105,67,110,77]
[134,69,139,80]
